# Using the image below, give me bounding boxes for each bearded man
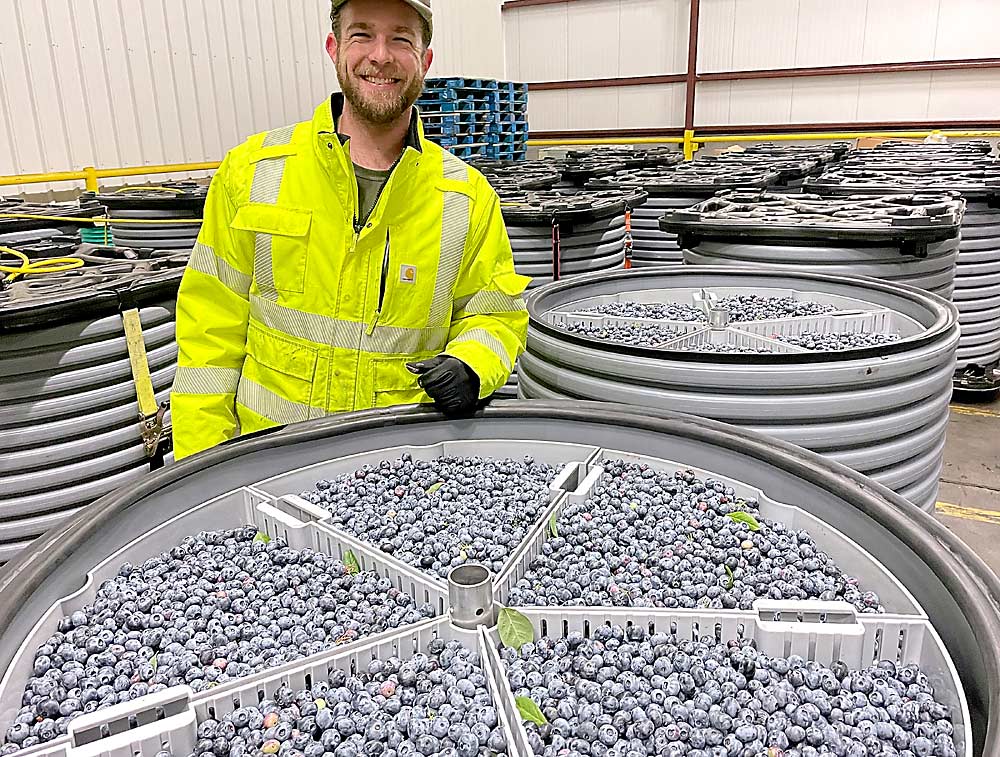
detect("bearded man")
[170,0,528,459]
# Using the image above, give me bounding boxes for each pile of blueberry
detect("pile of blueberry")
[687,342,772,355]
[2,527,434,753]
[183,639,506,757]
[501,624,958,757]
[298,453,557,580]
[582,295,837,324]
[777,331,902,352]
[581,302,704,322]
[563,321,682,347]
[508,460,882,612]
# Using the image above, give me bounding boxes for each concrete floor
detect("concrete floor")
[935,393,1000,576]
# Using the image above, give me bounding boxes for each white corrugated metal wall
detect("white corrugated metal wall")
[505,0,1000,133]
[0,0,505,197]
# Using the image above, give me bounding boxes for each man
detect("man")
[170,0,529,460]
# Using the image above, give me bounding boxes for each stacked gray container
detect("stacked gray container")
[491,186,648,397]
[518,266,960,512]
[664,191,964,300]
[806,144,1000,394]
[586,163,779,266]
[0,186,205,564]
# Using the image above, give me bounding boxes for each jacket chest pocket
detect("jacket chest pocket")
[232,203,312,294]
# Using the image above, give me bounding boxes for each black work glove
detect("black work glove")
[406,355,480,416]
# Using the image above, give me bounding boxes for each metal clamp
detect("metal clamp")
[693,288,730,328]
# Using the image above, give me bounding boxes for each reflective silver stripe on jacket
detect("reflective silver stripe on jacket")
[172,366,241,395]
[428,152,471,327]
[188,242,252,298]
[455,289,526,317]
[236,377,321,425]
[449,328,513,371]
[249,125,297,302]
[250,295,449,355]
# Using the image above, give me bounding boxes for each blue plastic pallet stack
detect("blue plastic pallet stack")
[417,78,528,161]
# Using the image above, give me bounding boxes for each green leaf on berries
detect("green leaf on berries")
[726,512,761,531]
[253,532,271,544]
[515,696,548,726]
[548,513,558,538]
[426,482,443,494]
[344,550,360,575]
[149,655,157,671]
[725,565,734,589]
[498,608,534,650]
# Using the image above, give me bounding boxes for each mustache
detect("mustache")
[355,67,404,80]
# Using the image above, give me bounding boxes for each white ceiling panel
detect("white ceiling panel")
[567,1,621,79]
[619,83,686,128]
[928,70,1000,120]
[503,12,520,80]
[514,4,569,81]
[861,0,939,63]
[567,87,620,130]
[934,1,1000,60]
[619,0,690,77]
[789,75,861,123]
[727,79,794,125]
[694,81,733,125]
[526,89,569,132]
[731,0,799,71]
[856,72,932,122]
[697,0,736,72]
[794,0,866,67]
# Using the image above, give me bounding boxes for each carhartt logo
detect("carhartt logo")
[400,265,417,284]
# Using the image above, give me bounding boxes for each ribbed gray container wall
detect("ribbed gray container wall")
[805,165,1000,376]
[585,167,779,268]
[0,305,177,564]
[519,268,960,512]
[957,200,1000,367]
[495,190,646,398]
[665,192,964,301]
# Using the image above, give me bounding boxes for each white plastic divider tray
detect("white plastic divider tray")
[483,605,972,757]
[251,440,603,592]
[542,312,704,344]
[557,285,896,316]
[737,308,921,339]
[494,448,925,617]
[657,327,809,353]
[21,618,512,757]
[0,487,452,757]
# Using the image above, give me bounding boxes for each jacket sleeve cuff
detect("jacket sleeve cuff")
[443,340,510,399]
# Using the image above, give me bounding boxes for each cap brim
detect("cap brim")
[332,0,433,36]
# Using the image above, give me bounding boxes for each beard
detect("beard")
[338,58,424,127]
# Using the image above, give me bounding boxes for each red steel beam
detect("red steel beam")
[698,57,1000,82]
[694,119,1000,135]
[527,74,686,91]
[684,0,701,133]
[531,128,685,140]
[501,0,583,9]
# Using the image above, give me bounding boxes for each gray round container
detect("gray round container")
[805,166,1000,377]
[586,165,779,266]
[0,403,996,754]
[664,191,965,301]
[518,266,960,512]
[0,254,184,564]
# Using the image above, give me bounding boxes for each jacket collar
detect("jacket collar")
[319,92,424,153]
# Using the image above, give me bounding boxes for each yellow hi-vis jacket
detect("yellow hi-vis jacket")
[170,95,529,459]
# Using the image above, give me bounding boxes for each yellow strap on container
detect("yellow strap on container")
[121,308,159,418]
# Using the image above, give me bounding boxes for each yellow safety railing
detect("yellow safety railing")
[0,162,221,192]
[1,128,998,190]
[529,128,1000,161]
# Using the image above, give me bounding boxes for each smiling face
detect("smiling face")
[327,0,433,127]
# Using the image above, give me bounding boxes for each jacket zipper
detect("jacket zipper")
[367,230,391,336]
[359,150,407,336]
